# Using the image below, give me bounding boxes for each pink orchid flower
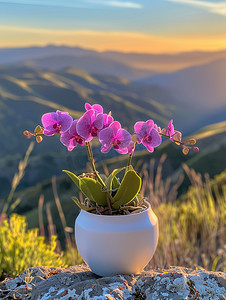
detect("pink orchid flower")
[60,120,85,151]
[77,109,103,141]
[99,121,131,154]
[41,110,73,136]
[134,120,162,152]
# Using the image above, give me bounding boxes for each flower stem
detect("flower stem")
[85,142,114,212]
[127,142,137,168]
[85,142,105,186]
[127,154,133,168]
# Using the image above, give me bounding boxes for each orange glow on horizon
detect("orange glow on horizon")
[1,26,226,54]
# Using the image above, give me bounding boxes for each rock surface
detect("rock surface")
[0,265,225,299]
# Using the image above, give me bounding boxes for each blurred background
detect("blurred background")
[0,0,225,276]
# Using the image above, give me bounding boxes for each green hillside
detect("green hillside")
[0,65,177,156]
[0,65,187,199]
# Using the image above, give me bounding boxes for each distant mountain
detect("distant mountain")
[22,55,153,80]
[136,58,226,113]
[1,45,226,79]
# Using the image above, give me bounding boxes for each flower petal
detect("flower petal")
[166,120,174,137]
[149,128,162,147]
[146,120,154,134]
[77,110,92,140]
[103,114,114,128]
[110,121,121,136]
[101,144,112,153]
[93,113,103,130]
[142,140,154,152]
[127,141,135,154]
[58,113,73,133]
[85,103,92,111]
[116,147,129,154]
[116,129,131,148]
[92,104,103,114]
[41,112,57,128]
[68,139,78,151]
[43,129,56,136]
[68,120,78,135]
[60,131,71,148]
[99,127,113,145]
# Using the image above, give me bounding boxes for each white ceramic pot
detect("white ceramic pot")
[75,202,158,276]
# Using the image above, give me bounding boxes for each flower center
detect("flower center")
[112,139,121,149]
[53,123,61,133]
[75,135,84,145]
[90,127,98,137]
[144,134,152,143]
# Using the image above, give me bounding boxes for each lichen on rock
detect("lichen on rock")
[0,265,225,299]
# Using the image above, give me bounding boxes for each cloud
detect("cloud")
[87,1,142,9]
[0,0,142,9]
[1,25,226,54]
[166,0,226,17]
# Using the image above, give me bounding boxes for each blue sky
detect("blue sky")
[0,0,225,52]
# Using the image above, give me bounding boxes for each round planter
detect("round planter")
[75,202,158,276]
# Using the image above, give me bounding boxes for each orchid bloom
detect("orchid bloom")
[41,110,73,136]
[134,120,162,152]
[76,109,103,141]
[99,121,131,154]
[60,120,85,151]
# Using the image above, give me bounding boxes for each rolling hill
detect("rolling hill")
[1,46,226,79]
[137,58,226,110]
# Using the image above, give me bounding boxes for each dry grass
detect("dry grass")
[144,156,226,271]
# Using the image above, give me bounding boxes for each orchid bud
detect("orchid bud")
[193,147,199,152]
[23,130,32,139]
[34,125,44,135]
[188,139,196,145]
[161,128,166,135]
[182,147,189,155]
[173,131,182,145]
[36,136,43,143]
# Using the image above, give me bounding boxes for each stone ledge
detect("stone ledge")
[0,265,225,299]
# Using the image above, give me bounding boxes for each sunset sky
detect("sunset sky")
[0,0,226,53]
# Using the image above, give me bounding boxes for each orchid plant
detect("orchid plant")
[24,103,199,215]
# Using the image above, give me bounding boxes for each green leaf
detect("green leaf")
[112,170,142,209]
[111,176,120,191]
[72,197,96,212]
[63,170,108,206]
[105,167,125,191]
[80,177,108,206]
[62,170,80,189]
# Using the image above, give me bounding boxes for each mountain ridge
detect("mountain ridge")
[1,45,226,79]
